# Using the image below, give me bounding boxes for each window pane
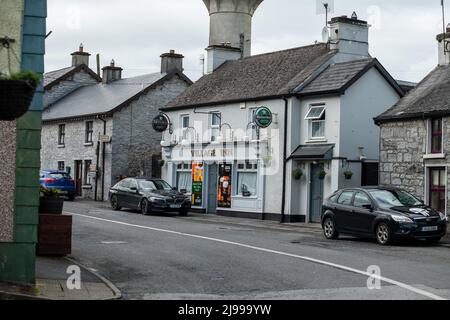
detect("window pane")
[238,172,257,196]
[182,116,189,128]
[212,113,221,126]
[311,121,325,138]
[305,106,325,120]
[440,170,446,187]
[211,128,220,141]
[432,170,440,187]
[337,192,354,205]
[177,172,192,193]
[353,192,372,208]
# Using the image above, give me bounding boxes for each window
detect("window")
[85,121,94,144]
[429,168,446,212]
[180,115,190,140]
[177,163,192,193]
[83,160,92,185]
[120,179,131,189]
[210,112,221,142]
[430,118,443,154]
[129,179,138,190]
[237,161,258,197]
[58,161,65,171]
[58,124,65,145]
[305,105,326,139]
[337,191,354,206]
[353,192,372,208]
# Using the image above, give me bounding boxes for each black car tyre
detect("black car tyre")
[111,195,121,211]
[323,217,339,240]
[376,222,393,245]
[425,237,442,244]
[141,199,151,215]
[68,194,75,201]
[179,210,189,217]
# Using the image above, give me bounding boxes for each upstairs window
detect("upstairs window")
[210,112,221,142]
[430,118,443,154]
[85,121,93,144]
[180,115,190,140]
[305,106,326,139]
[58,124,66,145]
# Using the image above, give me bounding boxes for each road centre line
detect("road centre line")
[69,212,446,301]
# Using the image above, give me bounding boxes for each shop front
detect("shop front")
[164,141,267,217]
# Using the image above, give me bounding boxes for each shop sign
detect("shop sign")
[190,148,233,158]
[191,162,204,207]
[152,114,169,132]
[254,106,273,128]
[218,164,232,208]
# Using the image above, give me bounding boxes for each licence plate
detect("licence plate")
[422,226,438,232]
[170,205,181,209]
[58,190,68,195]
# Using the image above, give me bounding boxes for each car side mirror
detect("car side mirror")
[130,187,137,192]
[172,187,178,191]
[362,204,373,211]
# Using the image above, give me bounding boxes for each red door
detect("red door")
[429,168,446,212]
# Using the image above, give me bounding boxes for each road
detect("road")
[64,200,450,300]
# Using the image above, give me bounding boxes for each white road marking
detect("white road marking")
[101,241,127,245]
[69,212,446,301]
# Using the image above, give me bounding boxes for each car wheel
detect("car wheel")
[111,195,121,211]
[179,210,188,217]
[141,199,151,215]
[68,194,75,201]
[376,222,393,245]
[425,237,442,244]
[323,217,339,240]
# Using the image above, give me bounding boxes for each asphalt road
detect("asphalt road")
[64,201,450,300]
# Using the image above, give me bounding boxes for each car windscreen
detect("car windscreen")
[369,190,423,209]
[138,180,157,191]
[153,180,173,191]
[49,173,70,179]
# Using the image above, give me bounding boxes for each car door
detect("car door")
[127,179,142,209]
[334,191,355,232]
[117,179,131,208]
[351,192,378,234]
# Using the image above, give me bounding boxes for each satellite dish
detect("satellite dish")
[322,26,330,43]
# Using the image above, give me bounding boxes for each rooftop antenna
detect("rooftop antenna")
[323,2,329,27]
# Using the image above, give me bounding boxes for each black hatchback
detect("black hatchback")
[321,187,448,245]
[109,178,191,216]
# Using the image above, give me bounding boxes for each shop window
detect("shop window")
[237,162,258,197]
[305,105,326,139]
[429,118,443,154]
[177,163,192,193]
[84,160,92,185]
[210,112,221,142]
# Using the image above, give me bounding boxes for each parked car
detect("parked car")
[109,178,191,216]
[321,187,448,245]
[39,170,76,201]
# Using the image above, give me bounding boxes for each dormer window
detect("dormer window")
[430,118,443,154]
[305,105,326,139]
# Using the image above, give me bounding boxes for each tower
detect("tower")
[203,0,263,73]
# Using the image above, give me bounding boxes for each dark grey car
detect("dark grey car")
[109,178,191,216]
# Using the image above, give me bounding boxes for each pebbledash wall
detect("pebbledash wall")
[379,119,450,212]
[0,0,46,283]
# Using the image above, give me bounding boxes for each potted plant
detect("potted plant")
[293,168,303,180]
[158,159,165,167]
[39,186,64,215]
[0,70,40,120]
[317,169,327,180]
[344,170,354,180]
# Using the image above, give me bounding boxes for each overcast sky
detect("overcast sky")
[45,0,449,82]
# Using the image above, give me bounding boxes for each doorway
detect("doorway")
[74,160,83,197]
[429,167,446,213]
[207,164,218,214]
[309,164,324,223]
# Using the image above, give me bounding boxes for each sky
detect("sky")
[45,0,450,83]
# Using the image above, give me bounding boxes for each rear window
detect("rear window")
[337,191,354,206]
[50,173,70,179]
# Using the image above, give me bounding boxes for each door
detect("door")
[310,164,324,223]
[207,164,218,214]
[126,179,142,209]
[74,160,83,197]
[362,163,379,186]
[429,168,446,212]
[351,191,377,234]
[334,190,355,231]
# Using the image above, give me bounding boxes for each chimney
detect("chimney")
[203,0,263,73]
[71,43,90,67]
[329,13,370,60]
[160,50,184,74]
[102,59,123,84]
[437,23,450,66]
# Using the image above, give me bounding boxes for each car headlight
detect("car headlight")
[150,197,165,203]
[392,215,414,223]
[439,212,448,222]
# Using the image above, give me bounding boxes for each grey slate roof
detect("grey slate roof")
[375,65,450,123]
[165,43,336,109]
[42,72,167,121]
[43,64,102,90]
[43,66,76,87]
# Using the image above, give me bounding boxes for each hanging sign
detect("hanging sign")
[254,106,273,128]
[152,114,169,132]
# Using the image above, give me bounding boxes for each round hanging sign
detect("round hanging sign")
[152,114,169,132]
[254,106,273,128]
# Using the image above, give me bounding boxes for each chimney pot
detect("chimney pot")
[160,50,184,74]
[71,43,90,67]
[351,12,358,20]
[110,59,115,67]
[102,59,123,84]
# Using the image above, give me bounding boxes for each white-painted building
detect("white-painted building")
[160,4,404,222]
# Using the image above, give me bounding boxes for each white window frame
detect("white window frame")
[235,161,258,197]
[306,105,326,140]
[176,163,193,194]
[210,112,221,142]
[425,118,445,158]
[180,114,190,140]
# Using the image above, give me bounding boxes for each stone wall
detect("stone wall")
[44,69,99,108]
[379,120,427,197]
[111,76,188,181]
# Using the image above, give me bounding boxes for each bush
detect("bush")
[0,70,41,87]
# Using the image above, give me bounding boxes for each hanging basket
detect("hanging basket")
[0,80,36,121]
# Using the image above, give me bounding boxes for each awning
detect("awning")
[288,144,335,161]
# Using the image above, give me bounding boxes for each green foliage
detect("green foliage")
[0,70,41,87]
[317,169,327,179]
[344,170,354,179]
[293,168,303,180]
[40,186,60,198]
[158,159,165,167]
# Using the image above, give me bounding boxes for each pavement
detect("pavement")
[0,252,121,300]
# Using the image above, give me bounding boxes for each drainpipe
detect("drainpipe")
[99,117,107,202]
[281,97,289,223]
[94,139,100,201]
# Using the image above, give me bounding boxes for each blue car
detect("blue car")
[40,170,76,201]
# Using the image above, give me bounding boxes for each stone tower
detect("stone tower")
[203,0,263,73]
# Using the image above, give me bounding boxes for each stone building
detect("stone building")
[375,25,450,214]
[41,48,192,201]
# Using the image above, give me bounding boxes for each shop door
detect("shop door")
[207,164,218,214]
[74,160,83,197]
[309,164,324,223]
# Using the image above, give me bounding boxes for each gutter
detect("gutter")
[281,97,289,224]
[99,117,107,202]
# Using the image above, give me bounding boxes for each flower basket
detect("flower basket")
[317,170,327,180]
[344,170,354,180]
[0,80,36,121]
[39,196,64,215]
[293,169,303,180]
[158,159,165,167]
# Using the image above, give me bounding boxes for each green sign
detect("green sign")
[254,107,273,128]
